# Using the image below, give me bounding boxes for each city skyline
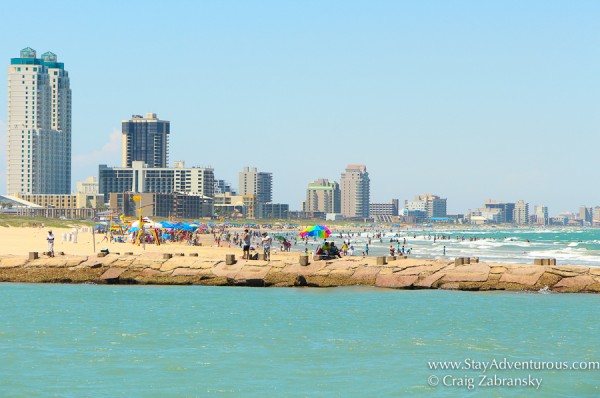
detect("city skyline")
[1,2,599,214]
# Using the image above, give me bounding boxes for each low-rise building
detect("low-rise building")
[13,193,104,209]
[370,199,399,217]
[257,203,289,219]
[213,193,256,219]
[99,161,214,198]
[406,194,447,218]
[77,176,100,195]
[109,192,213,219]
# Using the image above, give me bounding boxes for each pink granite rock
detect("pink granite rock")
[351,266,382,283]
[100,268,125,280]
[554,275,597,289]
[140,268,161,276]
[397,263,447,275]
[282,262,322,276]
[375,273,418,288]
[499,267,545,286]
[211,262,244,278]
[235,265,272,282]
[442,264,489,283]
[414,270,446,288]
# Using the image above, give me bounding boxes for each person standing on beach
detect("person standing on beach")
[242,229,251,259]
[365,244,369,256]
[261,232,272,261]
[47,230,55,257]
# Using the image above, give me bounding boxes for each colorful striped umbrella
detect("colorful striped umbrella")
[299,225,331,239]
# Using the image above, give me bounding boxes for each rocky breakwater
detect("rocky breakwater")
[1,252,600,293]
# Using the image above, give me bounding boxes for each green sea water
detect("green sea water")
[1,284,599,397]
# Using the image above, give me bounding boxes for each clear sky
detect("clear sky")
[1,0,598,214]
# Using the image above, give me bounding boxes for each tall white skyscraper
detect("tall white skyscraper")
[238,167,272,204]
[513,200,529,225]
[7,47,72,194]
[340,164,370,219]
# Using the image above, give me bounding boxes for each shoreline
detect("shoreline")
[1,251,599,293]
[0,225,599,293]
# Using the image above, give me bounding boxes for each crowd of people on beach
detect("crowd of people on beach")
[64,219,537,262]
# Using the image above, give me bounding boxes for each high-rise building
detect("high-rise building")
[121,113,170,168]
[414,193,447,218]
[7,47,72,194]
[238,167,272,204]
[513,200,529,225]
[304,178,341,214]
[340,164,370,218]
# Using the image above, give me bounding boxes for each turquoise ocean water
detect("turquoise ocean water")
[287,227,600,266]
[1,284,599,397]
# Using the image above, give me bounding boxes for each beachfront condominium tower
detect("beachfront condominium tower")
[513,200,529,225]
[122,113,170,168]
[340,164,370,219]
[304,178,341,214]
[238,167,272,204]
[7,47,72,194]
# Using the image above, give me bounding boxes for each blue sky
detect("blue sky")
[1,0,598,214]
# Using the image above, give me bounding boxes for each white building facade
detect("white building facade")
[513,200,529,225]
[340,164,370,219]
[99,161,214,198]
[238,167,272,204]
[7,47,72,194]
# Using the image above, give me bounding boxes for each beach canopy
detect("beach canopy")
[300,225,331,239]
[129,219,163,230]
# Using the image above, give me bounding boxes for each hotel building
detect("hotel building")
[513,200,529,225]
[7,47,72,194]
[238,167,272,205]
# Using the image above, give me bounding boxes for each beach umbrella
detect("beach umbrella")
[300,225,331,239]
[274,235,287,242]
[178,224,197,231]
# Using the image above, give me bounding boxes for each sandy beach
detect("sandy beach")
[0,225,266,258]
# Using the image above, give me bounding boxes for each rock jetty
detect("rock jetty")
[1,252,600,293]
